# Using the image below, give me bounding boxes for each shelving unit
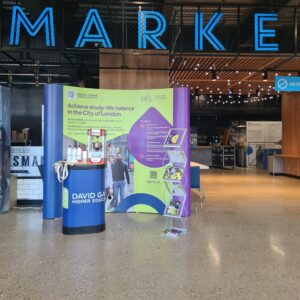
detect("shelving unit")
[212,145,235,169]
[12,140,31,146]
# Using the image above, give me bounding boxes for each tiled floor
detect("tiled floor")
[1,168,300,299]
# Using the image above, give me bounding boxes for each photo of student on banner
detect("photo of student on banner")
[105,155,113,203]
[110,153,130,209]
[105,136,134,211]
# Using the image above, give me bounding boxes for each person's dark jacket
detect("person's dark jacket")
[112,160,130,184]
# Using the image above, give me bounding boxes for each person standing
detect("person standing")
[112,153,130,207]
[105,155,114,202]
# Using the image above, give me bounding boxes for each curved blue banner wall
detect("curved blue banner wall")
[43,84,63,219]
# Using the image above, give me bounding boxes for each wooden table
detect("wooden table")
[190,161,210,170]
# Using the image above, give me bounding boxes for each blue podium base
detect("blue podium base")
[63,223,105,235]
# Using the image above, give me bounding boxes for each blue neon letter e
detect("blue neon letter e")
[255,13,278,51]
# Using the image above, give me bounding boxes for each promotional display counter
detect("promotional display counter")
[62,164,105,235]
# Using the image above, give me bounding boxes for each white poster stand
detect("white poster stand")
[246,121,282,167]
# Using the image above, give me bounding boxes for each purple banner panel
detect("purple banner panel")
[173,88,190,216]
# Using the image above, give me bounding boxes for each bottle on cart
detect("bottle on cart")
[72,146,77,163]
[76,146,82,162]
[67,145,72,162]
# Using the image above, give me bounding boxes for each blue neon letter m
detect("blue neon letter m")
[10,6,55,46]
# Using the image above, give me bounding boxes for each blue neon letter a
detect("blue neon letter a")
[10,6,55,46]
[195,12,225,51]
[75,9,112,48]
[138,11,166,49]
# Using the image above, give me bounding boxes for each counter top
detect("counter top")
[274,154,300,159]
[191,146,212,149]
[190,161,210,170]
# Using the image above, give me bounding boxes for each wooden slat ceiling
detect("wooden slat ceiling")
[170,56,300,95]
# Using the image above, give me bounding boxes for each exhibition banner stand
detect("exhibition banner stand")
[44,86,190,219]
[0,86,11,214]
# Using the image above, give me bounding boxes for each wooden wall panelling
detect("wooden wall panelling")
[282,93,300,176]
[99,49,169,90]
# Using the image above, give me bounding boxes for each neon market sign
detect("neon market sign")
[10,6,279,52]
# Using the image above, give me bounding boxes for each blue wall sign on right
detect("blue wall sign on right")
[275,76,300,92]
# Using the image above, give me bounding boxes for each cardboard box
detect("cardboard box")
[9,176,17,211]
[17,132,26,140]
[12,130,17,141]
[22,128,30,140]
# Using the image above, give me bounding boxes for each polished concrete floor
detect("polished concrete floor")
[1,168,300,299]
